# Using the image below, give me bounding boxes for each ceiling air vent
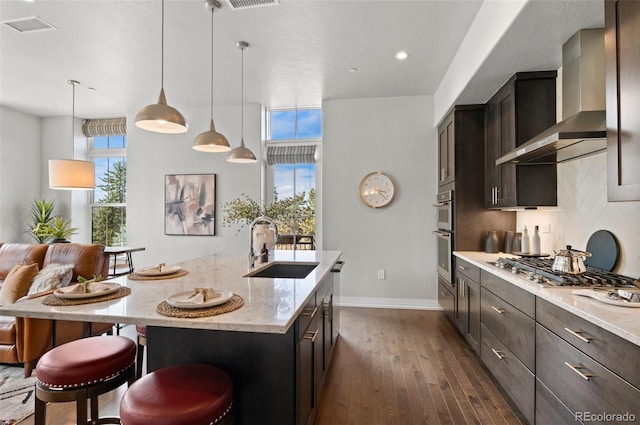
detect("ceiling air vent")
[225,0,279,10]
[1,16,57,33]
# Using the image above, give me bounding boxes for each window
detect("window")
[269,109,322,140]
[89,135,127,246]
[266,108,320,249]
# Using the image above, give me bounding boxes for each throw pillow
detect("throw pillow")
[0,263,39,306]
[28,263,75,295]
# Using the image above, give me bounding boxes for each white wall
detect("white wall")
[323,95,438,309]
[0,106,42,242]
[126,103,263,266]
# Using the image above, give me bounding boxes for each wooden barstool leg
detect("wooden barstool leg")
[34,396,46,425]
[90,394,99,424]
[76,389,88,425]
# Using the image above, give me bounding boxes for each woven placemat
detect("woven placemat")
[42,287,131,306]
[128,269,189,281]
[156,294,244,318]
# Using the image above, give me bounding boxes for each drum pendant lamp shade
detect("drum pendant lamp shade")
[48,79,95,190]
[135,0,187,134]
[49,159,95,190]
[135,88,188,134]
[227,41,257,163]
[193,0,230,152]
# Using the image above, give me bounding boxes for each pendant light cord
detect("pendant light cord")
[161,0,165,89]
[71,81,75,143]
[210,6,214,120]
[240,45,244,141]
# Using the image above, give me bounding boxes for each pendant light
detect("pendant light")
[227,41,257,163]
[193,0,230,152]
[48,80,95,190]
[135,0,187,134]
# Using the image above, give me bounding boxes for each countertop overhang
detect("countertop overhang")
[454,251,640,347]
[0,250,342,335]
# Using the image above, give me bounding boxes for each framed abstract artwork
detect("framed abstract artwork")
[164,174,216,235]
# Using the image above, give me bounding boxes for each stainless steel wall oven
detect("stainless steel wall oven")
[434,190,453,284]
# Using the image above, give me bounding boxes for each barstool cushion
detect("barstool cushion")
[36,335,136,388]
[120,363,233,425]
[135,325,146,336]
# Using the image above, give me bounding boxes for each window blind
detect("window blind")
[266,145,316,165]
[82,117,126,137]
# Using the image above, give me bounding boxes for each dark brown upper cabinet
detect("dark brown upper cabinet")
[484,72,558,208]
[605,0,640,201]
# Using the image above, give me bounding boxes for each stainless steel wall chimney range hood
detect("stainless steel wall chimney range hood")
[497,29,606,165]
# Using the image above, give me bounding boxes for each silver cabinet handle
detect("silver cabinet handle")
[491,305,505,314]
[304,329,318,342]
[492,348,505,360]
[564,328,592,343]
[301,306,318,318]
[564,362,592,381]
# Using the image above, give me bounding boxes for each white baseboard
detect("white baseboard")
[336,296,443,310]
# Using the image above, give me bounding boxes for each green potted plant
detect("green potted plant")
[26,198,55,243]
[41,216,78,243]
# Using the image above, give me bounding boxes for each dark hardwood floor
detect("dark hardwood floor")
[17,308,522,425]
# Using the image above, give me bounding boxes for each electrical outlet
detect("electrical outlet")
[541,223,551,233]
[377,269,385,280]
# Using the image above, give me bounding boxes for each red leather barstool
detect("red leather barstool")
[35,335,136,425]
[134,325,146,379]
[120,363,233,425]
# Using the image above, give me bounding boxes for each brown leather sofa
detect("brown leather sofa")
[0,242,113,377]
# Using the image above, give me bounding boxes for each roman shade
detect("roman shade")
[266,145,316,165]
[82,118,126,137]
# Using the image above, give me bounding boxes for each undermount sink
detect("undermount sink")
[244,262,318,279]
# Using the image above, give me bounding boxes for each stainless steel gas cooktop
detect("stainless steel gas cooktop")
[492,257,636,288]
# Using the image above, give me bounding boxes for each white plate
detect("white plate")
[572,289,640,308]
[137,265,181,276]
[54,282,121,299]
[166,289,233,309]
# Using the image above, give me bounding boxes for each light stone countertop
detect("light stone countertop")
[454,251,640,347]
[0,250,342,335]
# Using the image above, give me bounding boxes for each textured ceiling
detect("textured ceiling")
[0,0,603,120]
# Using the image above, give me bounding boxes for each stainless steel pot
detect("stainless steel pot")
[552,245,592,274]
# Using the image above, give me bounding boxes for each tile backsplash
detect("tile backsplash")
[517,152,640,278]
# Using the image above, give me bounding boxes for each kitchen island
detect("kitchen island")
[0,250,343,425]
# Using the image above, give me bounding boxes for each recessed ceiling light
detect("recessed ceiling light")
[349,67,358,73]
[396,51,408,60]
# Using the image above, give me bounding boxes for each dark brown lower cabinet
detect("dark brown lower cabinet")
[536,324,640,424]
[298,310,319,425]
[535,378,582,425]
[438,276,455,323]
[481,324,535,424]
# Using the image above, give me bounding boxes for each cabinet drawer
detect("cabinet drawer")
[536,378,583,425]
[536,324,640,423]
[536,297,640,390]
[438,277,455,323]
[455,258,480,282]
[481,287,535,370]
[481,270,535,317]
[481,324,535,425]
